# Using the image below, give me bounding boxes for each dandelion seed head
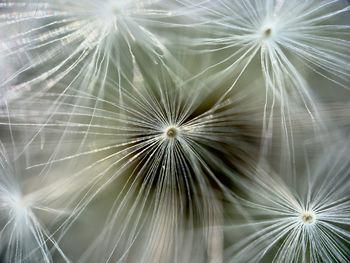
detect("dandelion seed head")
[0,0,170,103]
[227,141,350,262]
[200,0,350,118]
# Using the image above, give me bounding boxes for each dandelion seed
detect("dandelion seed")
[6,66,263,261]
[226,139,350,263]
[0,141,69,263]
[0,0,183,103]
[190,0,350,122]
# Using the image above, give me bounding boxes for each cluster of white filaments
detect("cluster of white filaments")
[9,67,260,261]
[0,0,349,262]
[0,0,169,103]
[226,144,350,263]
[194,0,350,148]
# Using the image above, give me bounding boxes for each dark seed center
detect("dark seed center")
[166,127,177,138]
[301,212,315,224]
[264,28,272,37]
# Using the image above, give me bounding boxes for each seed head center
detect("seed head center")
[264,27,272,37]
[301,210,316,225]
[165,126,178,139]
